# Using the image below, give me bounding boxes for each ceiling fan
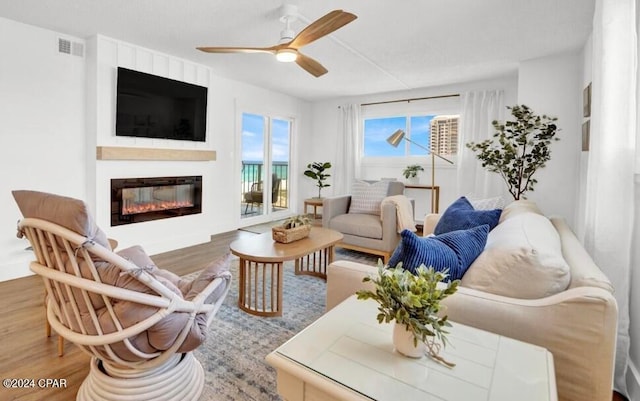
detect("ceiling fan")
[196,5,357,77]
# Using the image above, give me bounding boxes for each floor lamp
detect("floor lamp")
[386,129,454,213]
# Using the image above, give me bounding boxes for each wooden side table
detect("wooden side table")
[404,185,440,213]
[304,198,324,220]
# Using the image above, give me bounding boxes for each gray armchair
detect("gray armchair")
[322,181,411,263]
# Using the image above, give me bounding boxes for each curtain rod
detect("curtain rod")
[360,93,460,107]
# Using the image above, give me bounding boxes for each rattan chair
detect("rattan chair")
[243,173,282,214]
[13,190,231,401]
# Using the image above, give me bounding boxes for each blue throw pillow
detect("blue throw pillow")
[388,225,489,280]
[434,196,501,235]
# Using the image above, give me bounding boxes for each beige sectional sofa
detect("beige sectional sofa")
[325,201,618,401]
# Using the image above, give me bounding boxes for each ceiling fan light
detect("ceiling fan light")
[276,49,298,62]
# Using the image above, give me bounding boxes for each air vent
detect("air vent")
[71,42,84,57]
[58,38,84,57]
[58,38,71,54]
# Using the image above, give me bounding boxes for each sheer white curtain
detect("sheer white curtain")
[456,90,507,199]
[334,104,361,195]
[585,0,637,395]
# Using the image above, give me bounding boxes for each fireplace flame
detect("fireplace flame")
[122,200,194,215]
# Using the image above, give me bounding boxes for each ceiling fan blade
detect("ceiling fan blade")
[289,9,357,49]
[196,46,278,54]
[296,53,328,77]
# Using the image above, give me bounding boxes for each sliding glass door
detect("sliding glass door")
[240,112,291,221]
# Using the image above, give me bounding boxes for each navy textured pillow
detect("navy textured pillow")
[388,225,489,280]
[434,196,501,235]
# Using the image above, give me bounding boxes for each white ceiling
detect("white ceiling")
[0,0,595,101]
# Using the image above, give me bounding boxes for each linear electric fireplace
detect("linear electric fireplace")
[111,176,202,226]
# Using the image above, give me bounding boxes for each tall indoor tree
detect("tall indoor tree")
[466,104,559,200]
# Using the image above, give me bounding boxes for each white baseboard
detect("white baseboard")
[0,258,34,282]
[628,360,640,401]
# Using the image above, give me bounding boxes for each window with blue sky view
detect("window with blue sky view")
[363,114,458,157]
[241,113,290,163]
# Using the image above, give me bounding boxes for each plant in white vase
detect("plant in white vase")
[356,263,458,366]
[402,164,424,184]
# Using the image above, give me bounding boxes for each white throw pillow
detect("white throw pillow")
[469,196,506,211]
[348,180,390,216]
[461,212,571,299]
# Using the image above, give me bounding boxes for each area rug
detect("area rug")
[196,259,323,400]
[192,250,377,401]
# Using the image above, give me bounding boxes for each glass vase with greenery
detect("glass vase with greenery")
[466,104,559,200]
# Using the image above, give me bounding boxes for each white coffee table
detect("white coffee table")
[266,295,557,401]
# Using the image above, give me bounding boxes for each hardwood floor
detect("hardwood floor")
[0,230,250,401]
[0,228,627,401]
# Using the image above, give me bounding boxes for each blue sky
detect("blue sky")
[242,113,436,161]
[241,113,290,162]
[364,115,434,156]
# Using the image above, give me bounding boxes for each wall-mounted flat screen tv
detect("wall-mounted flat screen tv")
[115,67,208,142]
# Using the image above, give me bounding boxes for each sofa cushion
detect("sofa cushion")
[330,213,382,239]
[348,180,390,215]
[388,225,489,280]
[499,199,543,223]
[434,196,501,235]
[462,212,571,299]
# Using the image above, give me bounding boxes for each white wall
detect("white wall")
[0,17,87,281]
[629,3,640,397]
[304,75,518,215]
[517,51,582,229]
[0,20,308,281]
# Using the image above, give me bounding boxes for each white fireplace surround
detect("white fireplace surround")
[87,35,217,255]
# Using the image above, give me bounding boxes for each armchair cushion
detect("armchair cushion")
[434,196,501,235]
[12,190,111,250]
[348,180,390,215]
[330,213,383,239]
[388,225,489,279]
[77,245,231,358]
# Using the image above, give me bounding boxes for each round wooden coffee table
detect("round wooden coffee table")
[230,227,343,317]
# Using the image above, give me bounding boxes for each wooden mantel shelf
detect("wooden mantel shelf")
[96,146,216,161]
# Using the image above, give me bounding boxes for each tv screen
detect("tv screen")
[115,67,208,142]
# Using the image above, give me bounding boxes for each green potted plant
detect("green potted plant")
[356,263,458,366]
[304,162,332,198]
[402,164,424,184]
[282,214,311,229]
[466,104,559,200]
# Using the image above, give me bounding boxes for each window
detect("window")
[363,114,459,158]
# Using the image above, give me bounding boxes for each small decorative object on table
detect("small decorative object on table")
[356,262,459,367]
[272,215,312,243]
[402,164,424,185]
[402,164,424,179]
